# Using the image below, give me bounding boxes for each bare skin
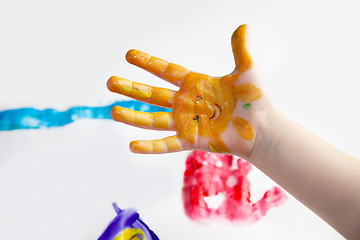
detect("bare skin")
[251,107,360,239]
[107,25,360,239]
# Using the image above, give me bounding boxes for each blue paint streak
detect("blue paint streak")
[0,100,171,131]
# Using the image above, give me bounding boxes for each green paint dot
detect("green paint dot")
[243,103,251,109]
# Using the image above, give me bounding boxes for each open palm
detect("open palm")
[108,25,270,159]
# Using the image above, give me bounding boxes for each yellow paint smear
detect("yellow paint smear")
[114,228,146,240]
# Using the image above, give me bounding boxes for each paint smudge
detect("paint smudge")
[0,100,170,131]
[98,203,159,240]
[183,150,287,223]
[232,83,263,102]
[232,117,254,140]
[242,103,251,109]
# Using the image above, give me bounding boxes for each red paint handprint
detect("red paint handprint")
[183,151,287,223]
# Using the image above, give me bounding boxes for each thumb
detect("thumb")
[231,24,254,73]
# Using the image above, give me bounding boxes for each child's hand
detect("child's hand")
[108,24,360,239]
[108,25,271,158]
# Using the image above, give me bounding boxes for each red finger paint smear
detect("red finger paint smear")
[183,150,287,223]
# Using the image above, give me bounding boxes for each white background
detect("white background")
[1,0,359,239]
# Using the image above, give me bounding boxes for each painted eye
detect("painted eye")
[193,115,200,122]
[209,104,222,120]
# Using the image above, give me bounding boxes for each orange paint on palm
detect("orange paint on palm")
[232,117,254,140]
[172,74,261,146]
[173,74,199,145]
[173,74,237,153]
[207,77,237,153]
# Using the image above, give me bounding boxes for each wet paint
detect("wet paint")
[183,151,287,223]
[232,117,254,140]
[108,25,264,154]
[243,103,251,109]
[98,203,159,240]
[233,83,263,102]
[0,100,170,131]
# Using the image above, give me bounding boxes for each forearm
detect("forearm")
[249,105,360,239]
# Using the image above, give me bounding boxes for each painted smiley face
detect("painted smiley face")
[173,72,263,153]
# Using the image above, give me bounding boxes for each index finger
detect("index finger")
[126,49,191,87]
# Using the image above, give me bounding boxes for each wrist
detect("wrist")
[248,104,285,165]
